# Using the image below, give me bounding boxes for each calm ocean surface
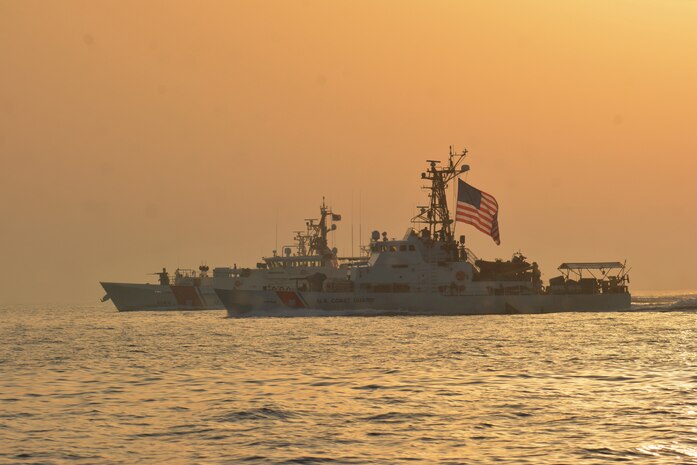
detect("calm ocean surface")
[3,293,697,464]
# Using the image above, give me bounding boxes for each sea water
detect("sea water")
[2,292,697,464]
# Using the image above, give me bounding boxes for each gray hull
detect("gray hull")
[101,282,223,312]
[216,288,632,317]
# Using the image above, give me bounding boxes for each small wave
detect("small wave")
[363,411,435,423]
[279,457,340,464]
[353,384,385,390]
[309,380,342,387]
[217,407,297,422]
[636,442,697,459]
[580,446,641,459]
[580,374,636,382]
[135,426,216,438]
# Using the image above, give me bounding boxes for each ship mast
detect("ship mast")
[412,147,470,242]
[305,198,339,257]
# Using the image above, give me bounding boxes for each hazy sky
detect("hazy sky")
[1,0,696,303]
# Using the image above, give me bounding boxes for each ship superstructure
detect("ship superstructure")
[214,199,351,295]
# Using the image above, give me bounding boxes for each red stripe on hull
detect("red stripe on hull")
[276,291,306,308]
[170,285,205,307]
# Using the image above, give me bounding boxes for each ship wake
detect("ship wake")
[631,292,697,312]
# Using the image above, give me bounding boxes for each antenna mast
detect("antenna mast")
[412,147,470,242]
[305,198,339,258]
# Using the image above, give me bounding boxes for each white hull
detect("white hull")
[101,282,223,312]
[216,288,632,317]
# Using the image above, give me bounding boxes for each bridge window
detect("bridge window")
[399,245,407,252]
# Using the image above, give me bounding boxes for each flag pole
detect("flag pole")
[452,151,457,238]
[351,189,354,258]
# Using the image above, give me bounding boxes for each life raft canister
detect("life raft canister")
[455,270,467,281]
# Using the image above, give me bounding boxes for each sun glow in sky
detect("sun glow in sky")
[1,1,696,303]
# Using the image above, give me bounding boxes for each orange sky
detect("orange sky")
[1,0,696,303]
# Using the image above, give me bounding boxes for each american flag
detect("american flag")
[455,179,500,245]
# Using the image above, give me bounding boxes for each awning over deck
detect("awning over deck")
[558,262,624,270]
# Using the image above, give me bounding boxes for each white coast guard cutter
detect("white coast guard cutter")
[215,148,631,316]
